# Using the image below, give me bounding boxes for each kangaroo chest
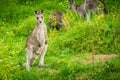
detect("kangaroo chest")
[36,24,45,43]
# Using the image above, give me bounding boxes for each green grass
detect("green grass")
[0,0,120,80]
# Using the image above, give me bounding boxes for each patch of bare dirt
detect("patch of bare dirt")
[83,54,118,64]
[94,54,118,60]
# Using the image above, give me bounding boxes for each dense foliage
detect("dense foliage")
[0,0,120,80]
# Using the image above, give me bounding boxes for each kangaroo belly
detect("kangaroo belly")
[37,27,46,43]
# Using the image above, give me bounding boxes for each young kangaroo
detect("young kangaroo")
[25,10,48,71]
[68,0,106,21]
[48,11,63,30]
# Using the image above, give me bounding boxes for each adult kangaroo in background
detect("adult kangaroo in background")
[25,10,48,71]
[68,0,107,21]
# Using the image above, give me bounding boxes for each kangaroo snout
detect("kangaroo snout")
[36,16,43,23]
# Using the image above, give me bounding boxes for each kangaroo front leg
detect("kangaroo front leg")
[86,10,90,22]
[39,44,48,67]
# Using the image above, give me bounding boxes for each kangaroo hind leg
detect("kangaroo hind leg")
[26,48,33,71]
[39,44,48,67]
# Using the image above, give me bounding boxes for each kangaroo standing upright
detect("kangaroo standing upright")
[25,10,48,71]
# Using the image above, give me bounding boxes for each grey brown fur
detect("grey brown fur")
[25,10,48,71]
[68,0,106,21]
[48,11,63,30]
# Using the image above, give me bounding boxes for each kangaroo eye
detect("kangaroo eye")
[41,16,43,19]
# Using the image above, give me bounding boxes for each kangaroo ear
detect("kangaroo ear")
[41,9,44,13]
[34,10,38,15]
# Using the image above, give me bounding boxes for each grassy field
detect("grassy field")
[0,0,120,80]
